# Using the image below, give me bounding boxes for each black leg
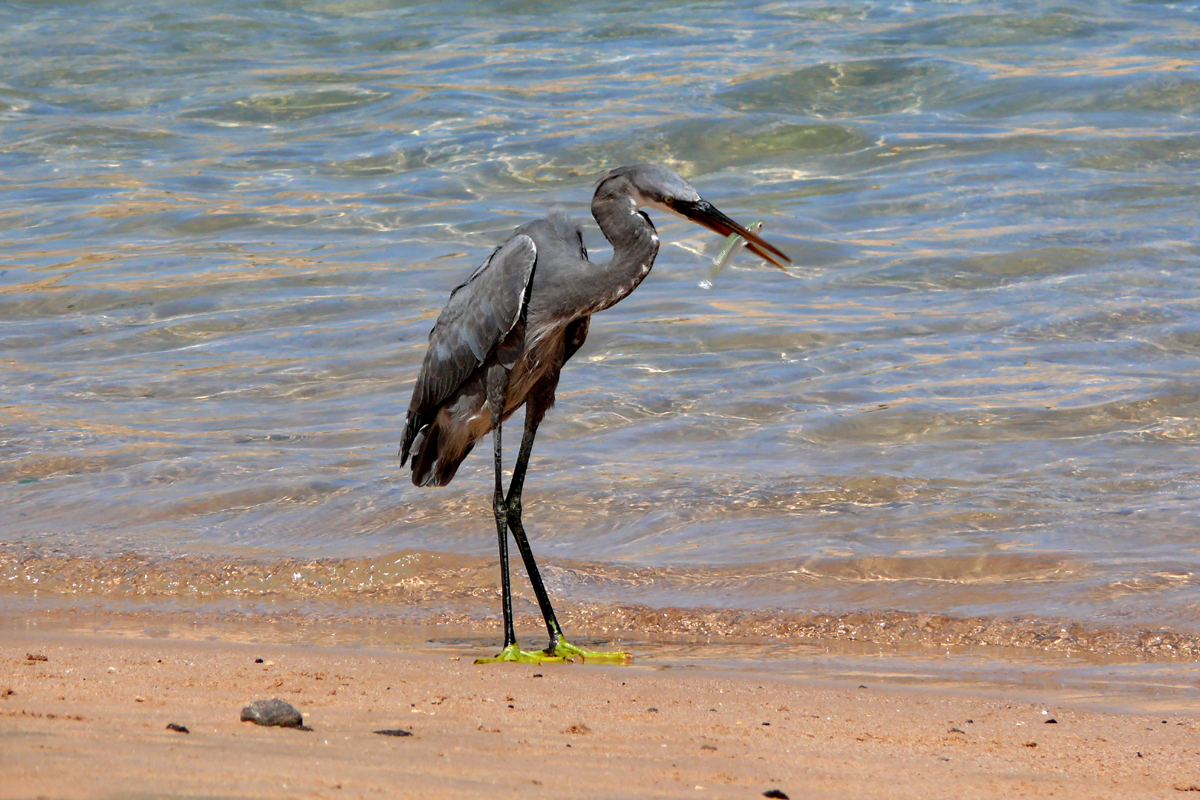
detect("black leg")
[477,367,630,665]
[504,404,565,651]
[486,370,516,650]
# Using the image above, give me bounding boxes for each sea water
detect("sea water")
[3,1,1200,686]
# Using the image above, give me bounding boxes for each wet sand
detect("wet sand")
[3,626,1199,799]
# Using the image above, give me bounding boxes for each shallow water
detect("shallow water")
[3,1,1200,659]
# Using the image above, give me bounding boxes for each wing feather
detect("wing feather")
[399,234,536,464]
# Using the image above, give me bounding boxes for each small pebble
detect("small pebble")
[240,698,309,730]
[166,723,189,734]
[763,790,789,799]
[374,729,413,737]
[254,658,264,664]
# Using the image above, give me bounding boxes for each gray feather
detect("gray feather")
[400,234,535,464]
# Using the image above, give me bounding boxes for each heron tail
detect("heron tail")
[407,422,474,487]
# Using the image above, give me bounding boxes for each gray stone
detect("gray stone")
[240,698,306,729]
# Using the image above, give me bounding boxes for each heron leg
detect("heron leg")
[503,405,561,645]
[491,413,518,650]
[504,399,632,665]
[475,368,563,666]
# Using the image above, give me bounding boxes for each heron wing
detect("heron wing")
[400,233,536,464]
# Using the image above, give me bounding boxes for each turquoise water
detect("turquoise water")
[3,1,1200,643]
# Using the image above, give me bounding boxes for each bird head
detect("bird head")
[598,163,791,269]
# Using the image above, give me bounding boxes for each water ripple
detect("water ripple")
[2,0,1199,637]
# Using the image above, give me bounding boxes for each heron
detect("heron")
[399,163,791,663]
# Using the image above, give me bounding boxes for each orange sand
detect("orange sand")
[3,626,1199,799]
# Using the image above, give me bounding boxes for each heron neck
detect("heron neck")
[586,191,661,315]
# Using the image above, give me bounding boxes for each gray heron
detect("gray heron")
[399,163,791,663]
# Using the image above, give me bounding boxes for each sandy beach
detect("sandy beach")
[3,623,1198,800]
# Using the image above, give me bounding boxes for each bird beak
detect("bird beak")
[668,198,792,270]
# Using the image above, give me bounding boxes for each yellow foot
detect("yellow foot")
[550,638,633,665]
[475,643,565,665]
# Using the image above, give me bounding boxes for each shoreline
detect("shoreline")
[5,544,1200,665]
[5,597,1200,717]
[3,612,1200,799]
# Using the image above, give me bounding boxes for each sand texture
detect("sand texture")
[3,629,1199,799]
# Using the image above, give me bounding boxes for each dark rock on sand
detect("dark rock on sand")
[240,698,309,730]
